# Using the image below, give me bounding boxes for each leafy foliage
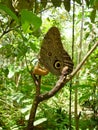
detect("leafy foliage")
[0,0,98,129]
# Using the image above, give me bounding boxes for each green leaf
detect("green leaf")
[0,4,18,22]
[90,0,95,7]
[51,0,62,7]
[85,0,90,7]
[85,32,90,39]
[63,0,71,12]
[75,0,82,5]
[21,10,42,32]
[30,42,39,52]
[94,0,98,10]
[90,9,96,23]
[79,93,91,104]
[41,0,47,8]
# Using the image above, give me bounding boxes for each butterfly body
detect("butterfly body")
[39,27,73,76]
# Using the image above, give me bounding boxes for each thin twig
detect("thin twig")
[69,0,75,129]
[0,25,20,39]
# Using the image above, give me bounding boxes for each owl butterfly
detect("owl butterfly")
[39,27,74,76]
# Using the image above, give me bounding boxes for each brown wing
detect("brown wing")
[39,27,73,76]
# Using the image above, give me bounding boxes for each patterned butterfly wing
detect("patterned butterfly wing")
[39,27,73,76]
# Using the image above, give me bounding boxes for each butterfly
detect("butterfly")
[38,26,74,76]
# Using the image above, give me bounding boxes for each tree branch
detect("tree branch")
[27,75,41,130]
[26,42,97,130]
[39,42,98,101]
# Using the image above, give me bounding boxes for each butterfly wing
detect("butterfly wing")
[39,27,73,76]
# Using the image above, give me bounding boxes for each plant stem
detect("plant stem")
[26,75,41,130]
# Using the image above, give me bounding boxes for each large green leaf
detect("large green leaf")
[21,10,42,32]
[0,4,18,22]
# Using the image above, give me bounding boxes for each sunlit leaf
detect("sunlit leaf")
[21,106,31,113]
[21,10,42,32]
[34,118,47,126]
[8,65,15,78]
